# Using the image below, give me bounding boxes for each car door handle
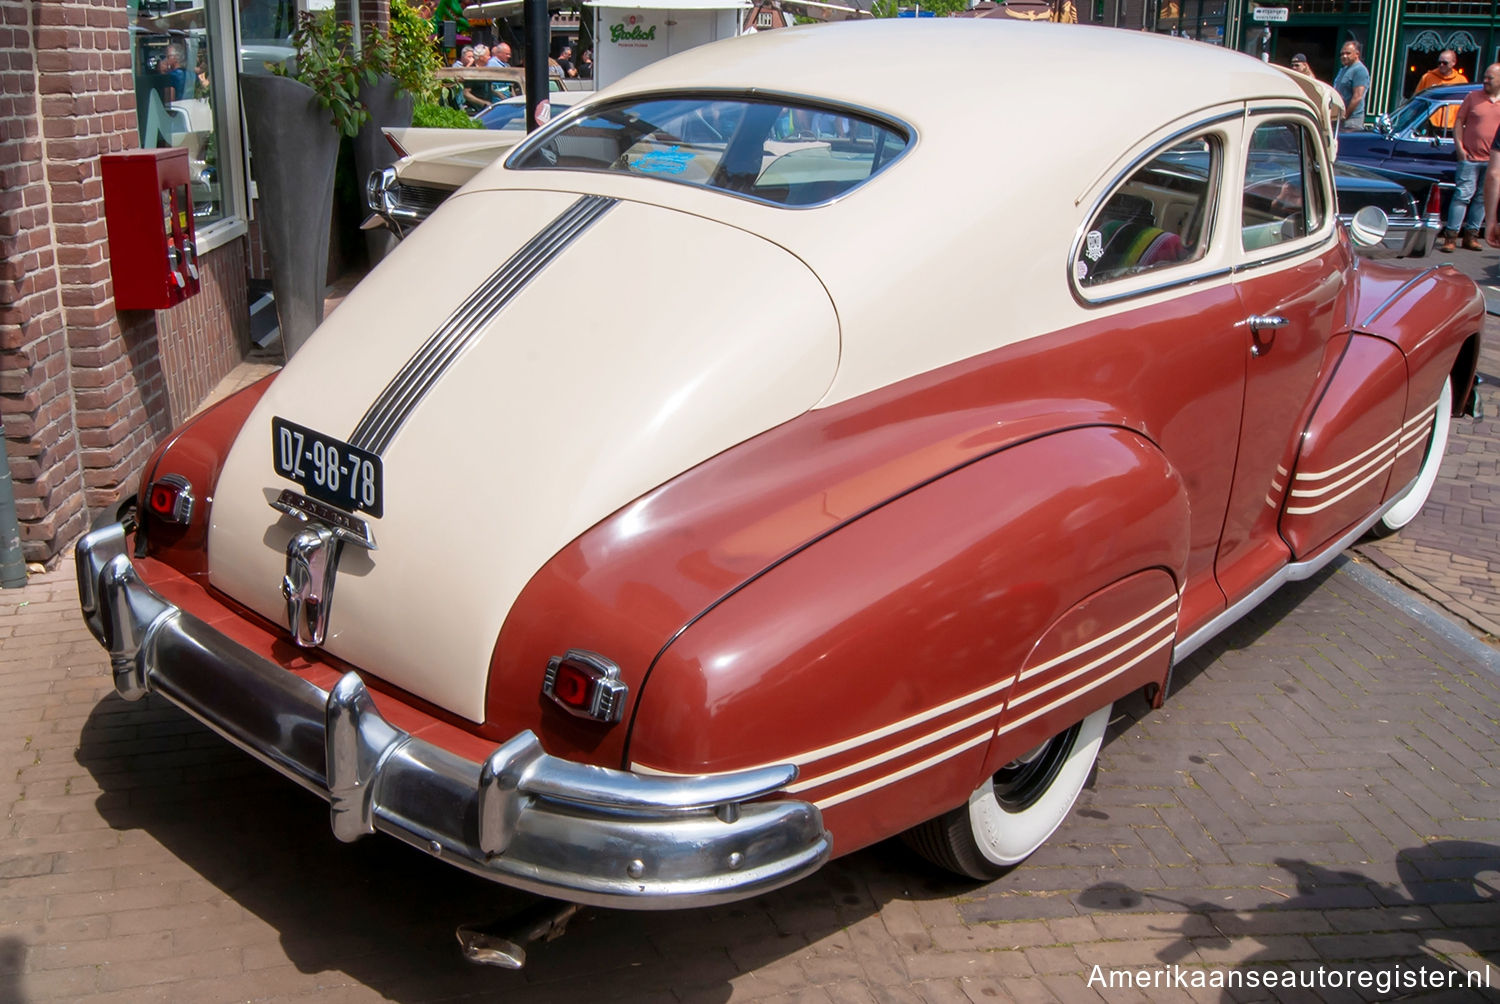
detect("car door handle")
[1238,315,1287,356]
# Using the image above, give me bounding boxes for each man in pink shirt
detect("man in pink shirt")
[1461,65,1500,248]
[1447,64,1500,250]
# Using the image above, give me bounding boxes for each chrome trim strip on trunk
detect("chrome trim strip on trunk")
[76,522,831,909]
[350,195,617,455]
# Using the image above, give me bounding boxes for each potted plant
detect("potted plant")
[242,5,442,356]
[356,0,442,263]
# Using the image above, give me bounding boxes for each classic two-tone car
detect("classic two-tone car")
[80,19,1482,937]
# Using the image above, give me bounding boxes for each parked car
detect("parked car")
[1336,83,1480,214]
[1331,160,1440,257]
[365,90,592,238]
[78,20,1482,949]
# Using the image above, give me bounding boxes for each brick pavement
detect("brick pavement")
[1353,304,1500,639]
[3,273,1500,1001]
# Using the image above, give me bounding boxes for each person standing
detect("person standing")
[1333,41,1370,131]
[490,42,511,67]
[1415,50,1467,93]
[1289,53,1316,80]
[1449,64,1500,249]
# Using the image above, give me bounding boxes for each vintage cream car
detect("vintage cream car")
[80,20,1481,929]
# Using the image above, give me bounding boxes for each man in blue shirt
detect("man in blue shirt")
[1333,41,1370,131]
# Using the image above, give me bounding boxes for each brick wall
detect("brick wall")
[0,0,249,565]
[155,241,249,428]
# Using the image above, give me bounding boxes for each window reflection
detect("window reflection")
[129,1,224,225]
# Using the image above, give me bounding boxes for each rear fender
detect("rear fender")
[626,425,1189,857]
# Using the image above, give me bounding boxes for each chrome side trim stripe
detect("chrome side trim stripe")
[636,600,1177,809]
[995,633,1173,738]
[1358,265,1441,329]
[1017,596,1175,683]
[814,733,991,810]
[1285,402,1438,515]
[350,195,617,454]
[1006,614,1175,710]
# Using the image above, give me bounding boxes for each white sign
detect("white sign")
[1252,5,1289,20]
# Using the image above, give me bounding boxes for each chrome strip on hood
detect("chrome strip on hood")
[350,195,617,454]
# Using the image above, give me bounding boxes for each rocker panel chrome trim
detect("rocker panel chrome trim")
[1172,488,1406,666]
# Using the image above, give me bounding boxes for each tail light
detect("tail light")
[1425,184,1442,219]
[146,474,195,525]
[544,650,627,723]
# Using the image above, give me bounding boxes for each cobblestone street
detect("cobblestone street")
[2,308,1498,1003]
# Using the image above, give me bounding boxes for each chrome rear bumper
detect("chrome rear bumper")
[76,523,831,908]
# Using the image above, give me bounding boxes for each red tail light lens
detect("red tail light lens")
[147,474,195,525]
[543,650,627,723]
[1425,185,1442,218]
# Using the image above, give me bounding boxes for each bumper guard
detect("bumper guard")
[76,523,832,908]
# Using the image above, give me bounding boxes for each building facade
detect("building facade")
[0,0,386,566]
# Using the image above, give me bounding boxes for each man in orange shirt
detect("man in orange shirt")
[1416,50,1467,93]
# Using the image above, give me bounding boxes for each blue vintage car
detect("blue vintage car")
[1336,83,1480,215]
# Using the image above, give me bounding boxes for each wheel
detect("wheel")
[1370,377,1452,537]
[902,704,1111,880]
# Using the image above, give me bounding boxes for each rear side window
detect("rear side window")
[1242,120,1328,252]
[1076,136,1218,288]
[508,96,909,207]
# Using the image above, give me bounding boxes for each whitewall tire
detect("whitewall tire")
[903,703,1111,880]
[1373,377,1452,536]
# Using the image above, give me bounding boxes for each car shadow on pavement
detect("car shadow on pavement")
[1078,841,1498,995]
[71,692,975,1000]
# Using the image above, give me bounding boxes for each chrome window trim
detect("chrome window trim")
[503,88,916,211]
[1069,110,1239,308]
[1234,110,1337,269]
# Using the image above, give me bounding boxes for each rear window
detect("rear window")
[507,96,910,207]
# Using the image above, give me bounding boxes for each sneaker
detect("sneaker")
[1461,232,1483,251]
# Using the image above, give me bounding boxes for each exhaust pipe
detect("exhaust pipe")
[456,899,582,969]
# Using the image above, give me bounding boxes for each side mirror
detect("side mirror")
[1349,205,1389,247]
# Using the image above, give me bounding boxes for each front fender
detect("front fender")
[1352,261,1483,404]
[625,425,1188,857]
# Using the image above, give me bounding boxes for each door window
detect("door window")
[1241,120,1327,252]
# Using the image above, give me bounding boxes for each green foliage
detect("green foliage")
[432,0,469,32]
[412,101,482,128]
[869,0,968,14]
[273,10,377,137]
[369,0,443,105]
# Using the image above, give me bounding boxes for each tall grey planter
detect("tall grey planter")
[240,73,340,359]
[355,76,415,266]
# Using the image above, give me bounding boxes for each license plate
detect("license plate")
[271,417,384,518]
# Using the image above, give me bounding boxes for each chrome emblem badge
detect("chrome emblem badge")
[283,524,339,647]
[271,490,377,648]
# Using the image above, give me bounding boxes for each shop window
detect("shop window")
[129,1,234,229]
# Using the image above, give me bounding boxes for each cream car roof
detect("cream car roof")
[461,19,1324,405]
